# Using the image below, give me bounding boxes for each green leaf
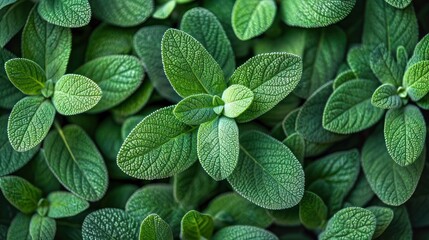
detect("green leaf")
[280,0,356,27]
[44,125,108,201]
[221,84,254,118]
[90,0,153,27]
[333,70,357,89]
[403,60,429,101]
[29,214,56,240]
[344,174,374,208]
[7,213,31,240]
[0,0,16,9]
[118,106,197,179]
[180,210,214,240]
[320,207,376,240]
[75,55,144,112]
[0,1,32,47]
[283,133,305,163]
[82,208,139,240]
[8,96,55,152]
[181,7,235,77]
[111,81,154,118]
[173,94,218,125]
[227,131,305,209]
[377,206,412,239]
[370,45,402,86]
[367,206,394,238]
[139,214,173,240]
[229,53,302,122]
[299,191,327,230]
[5,58,47,95]
[31,151,60,194]
[231,0,276,40]
[323,79,385,134]
[94,118,122,161]
[52,74,102,115]
[347,46,376,79]
[47,192,89,218]
[161,29,226,97]
[384,105,426,166]
[282,108,299,136]
[38,0,91,28]
[0,176,42,214]
[0,49,24,109]
[371,83,403,109]
[408,34,429,67]
[197,117,238,181]
[213,225,278,240]
[152,0,175,19]
[362,127,425,206]
[22,8,71,81]
[100,185,138,209]
[385,0,412,9]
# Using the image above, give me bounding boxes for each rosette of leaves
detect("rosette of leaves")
[118,28,305,210]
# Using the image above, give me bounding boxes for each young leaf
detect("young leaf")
[385,0,412,9]
[367,206,394,238]
[231,0,276,40]
[408,34,429,67]
[173,94,218,125]
[0,176,42,214]
[384,105,425,166]
[227,131,305,209]
[333,69,357,89]
[221,84,254,118]
[212,225,278,240]
[299,191,327,230]
[153,0,176,19]
[140,214,173,240]
[22,8,71,81]
[371,83,403,109]
[52,74,102,115]
[47,192,89,219]
[29,214,56,240]
[7,213,31,240]
[323,79,384,134]
[0,1,32,47]
[5,58,47,95]
[0,48,24,109]
[117,106,197,180]
[8,96,55,152]
[180,210,214,240]
[370,44,402,86]
[37,0,91,28]
[403,60,429,101]
[347,46,375,79]
[161,29,226,97]
[229,53,302,122]
[319,207,376,240]
[44,125,108,201]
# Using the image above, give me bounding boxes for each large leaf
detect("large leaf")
[180,210,214,240]
[403,60,429,101]
[0,1,32,47]
[212,225,278,240]
[29,214,56,240]
[0,176,41,214]
[47,191,89,218]
[44,125,108,201]
[0,49,24,109]
[139,214,173,240]
[173,94,218,125]
[5,58,46,95]
[38,0,91,28]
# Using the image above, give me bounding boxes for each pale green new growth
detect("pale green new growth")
[38,0,91,28]
[371,83,403,109]
[173,94,218,125]
[153,0,176,19]
[5,58,46,95]
[29,214,56,240]
[140,214,173,240]
[47,192,89,218]
[403,60,429,101]
[0,176,41,214]
[180,210,214,240]
[221,84,254,118]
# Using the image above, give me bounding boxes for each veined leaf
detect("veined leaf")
[0,0,16,9]
[29,214,56,240]
[377,206,412,239]
[140,214,173,240]
[38,0,91,28]
[231,0,276,40]
[408,34,429,67]
[22,8,71,81]
[212,225,278,240]
[0,48,24,109]
[153,0,175,19]
[7,213,31,240]
[344,174,374,208]
[282,108,300,136]
[333,70,357,89]
[229,53,302,122]
[180,210,214,240]
[221,84,254,118]
[111,81,153,118]
[227,131,305,209]
[283,133,305,163]
[384,105,426,166]
[0,1,32,47]
[385,0,412,9]
[8,96,55,152]
[299,191,327,230]
[47,192,89,218]
[44,125,108,201]
[347,46,375,79]
[197,116,239,181]
[161,29,226,97]
[403,60,429,101]
[371,83,403,109]
[5,58,46,95]
[52,74,102,115]
[118,106,197,180]
[370,44,402,86]
[0,176,41,214]
[367,206,394,238]
[173,94,218,125]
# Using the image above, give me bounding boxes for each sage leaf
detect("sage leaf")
[111,81,154,118]
[153,0,175,19]
[377,206,412,239]
[29,214,56,240]
[367,206,394,238]
[371,83,403,109]
[333,70,357,90]
[282,108,299,136]
[47,192,89,218]
[0,48,24,109]
[180,210,214,240]
[347,46,375,79]
[403,60,429,101]
[221,84,254,118]
[213,225,278,240]
[408,34,429,67]
[5,58,46,95]
[0,1,32,47]
[0,176,42,214]
[370,44,402,86]
[173,94,218,125]
[299,191,327,230]
[283,133,305,163]
[0,0,16,10]
[7,213,31,240]
[38,0,91,28]
[344,174,374,208]
[140,214,173,240]
[385,0,412,9]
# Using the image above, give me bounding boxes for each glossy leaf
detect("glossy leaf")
[38,0,91,28]
[5,58,46,95]
[403,60,429,101]
[180,210,214,240]
[47,192,89,218]
[221,84,254,118]
[173,94,218,125]
[29,214,56,240]
[212,225,278,240]
[371,83,403,109]
[0,176,41,214]
[139,214,173,240]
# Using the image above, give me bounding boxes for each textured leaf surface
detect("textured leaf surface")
[111,81,153,118]
[229,53,302,122]
[212,225,278,240]
[231,0,276,40]
[152,0,175,19]
[161,29,226,97]
[38,0,91,28]
[181,210,214,240]
[227,131,305,209]
[0,176,41,214]
[5,58,46,95]
[404,60,429,101]
[47,191,89,218]
[370,45,402,86]
[0,0,16,9]
[299,191,327,230]
[0,1,32,47]
[283,133,305,163]
[8,96,55,152]
[371,83,402,109]
[408,34,429,67]
[173,94,218,125]
[118,106,197,180]
[0,49,24,109]
[282,108,299,136]
[44,125,108,201]
[367,206,394,238]
[29,214,56,240]
[385,0,412,9]
[347,46,375,79]
[7,213,31,240]
[140,214,173,240]
[377,206,412,239]
[222,84,254,118]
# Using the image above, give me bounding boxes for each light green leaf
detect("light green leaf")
[221,84,254,118]
[38,0,91,28]
[0,48,24,109]
[173,94,218,125]
[384,105,425,166]
[140,214,173,240]
[117,106,197,180]
[362,127,425,206]
[181,7,235,77]
[7,213,31,240]
[403,60,429,101]
[44,125,108,201]
[90,0,153,27]
[8,96,55,152]
[231,0,276,40]
[181,210,214,240]
[281,0,356,27]
[320,207,376,240]
[47,192,89,218]
[283,133,305,163]
[29,214,56,240]
[371,83,403,109]
[367,206,394,238]
[227,131,305,209]
[323,79,385,134]
[299,191,327,230]
[385,0,412,9]
[0,1,32,47]
[347,46,375,79]
[161,29,226,97]
[82,208,139,240]
[370,45,402,86]
[408,34,429,67]
[213,225,278,240]
[5,58,47,95]
[0,0,16,9]
[52,74,102,115]
[153,0,175,19]
[229,53,302,122]
[0,176,41,214]
[22,8,71,81]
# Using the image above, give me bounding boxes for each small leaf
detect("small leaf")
[5,58,46,95]
[408,34,429,67]
[52,74,102,115]
[299,191,327,230]
[139,214,173,240]
[111,81,154,118]
[385,0,412,9]
[29,214,56,240]
[347,46,375,79]
[333,70,357,89]
[153,0,176,19]
[38,0,91,28]
[403,60,429,101]
[47,192,89,219]
[367,206,394,238]
[370,44,402,86]
[371,83,403,109]
[173,94,218,125]
[0,48,24,109]
[221,84,254,118]
[282,108,299,136]
[7,213,31,240]
[0,1,32,47]
[212,225,278,240]
[180,210,214,240]
[0,176,41,214]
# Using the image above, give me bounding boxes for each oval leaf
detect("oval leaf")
[213,225,278,240]
[29,214,56,240]
[5,58,46,95]
[173,94,218,125]
[367,206,394,238]
[403,60,429,101]
[0,176,41,214]
[140,214,173,240]
[371,83,403,109]
[38,0,91,28]
[47,191,89,219]
[180,210,214,240]
[299,191,327,230]
[221,84,254,118]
